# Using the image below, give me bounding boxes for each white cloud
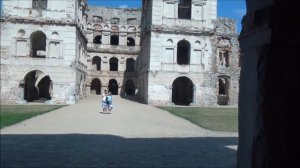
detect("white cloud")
[233,8,246,17]
[119,4,129,8]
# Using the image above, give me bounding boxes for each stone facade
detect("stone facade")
[137,0,240,106]
[0,0,88,104]
[0,0,240,106]
[85,6,141,96]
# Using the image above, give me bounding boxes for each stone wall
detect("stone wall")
[138,0,240,106]
[0,0,88,104]
[86,6,140,96]
[237,0,299,167]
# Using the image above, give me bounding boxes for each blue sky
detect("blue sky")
[0,0,246,33]
[88,0,246,33]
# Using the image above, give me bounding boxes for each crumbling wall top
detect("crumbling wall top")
[214,17,237,35]
[87,6,141,25]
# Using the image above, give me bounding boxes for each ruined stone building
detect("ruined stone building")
[137,0,240,106]
[0,0,240,106]
[0,0,88,104]
[85,6,141,96]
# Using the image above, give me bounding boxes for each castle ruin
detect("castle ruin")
[0,0,240,106]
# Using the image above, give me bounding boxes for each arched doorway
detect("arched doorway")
[30,31,47,58]
[172,77,194,105]
[108,79,118,95]
[90,78,101,95]
[24,70,52,102]
[109,57,118,71]
[125,79,135,95]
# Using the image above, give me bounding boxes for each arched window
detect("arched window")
[93,35,102,44]
[109,57,118,71]
[177,40,190,65]
[110,35,119,45]
[32,0,47,10]
[178,0,191,19]
[92,56,101,71]
[30,31,47,58]
[126,58,135,72]
[127,37,135,46]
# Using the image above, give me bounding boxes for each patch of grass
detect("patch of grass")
[0,105,66,129]
[160,107,238,132]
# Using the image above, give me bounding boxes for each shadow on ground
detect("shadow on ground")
[1,134,237,168]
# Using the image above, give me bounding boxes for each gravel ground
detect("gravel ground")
[1,95,238,168]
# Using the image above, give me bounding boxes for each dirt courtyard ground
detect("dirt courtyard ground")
[1,95,238,168]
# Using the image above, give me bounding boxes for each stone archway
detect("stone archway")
[172,76,194,105]
[90,78,101,95]
[108,79,118,95]
[125,79,135,96]
[24,70,52,102]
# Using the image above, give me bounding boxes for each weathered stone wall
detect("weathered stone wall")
[1,0,240,106]
[0,0,88,104]
[151,0,217,29]
[237,0,299,167]
[139,0,240,106]
[86,6,140,96]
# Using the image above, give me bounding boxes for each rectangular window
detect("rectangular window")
[178,0,191,19]
[32,0,47,10]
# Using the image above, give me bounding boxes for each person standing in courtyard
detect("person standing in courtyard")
[106,91,113,113]
[101,90,108,113]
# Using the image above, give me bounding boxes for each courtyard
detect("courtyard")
[1,95,238,167]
